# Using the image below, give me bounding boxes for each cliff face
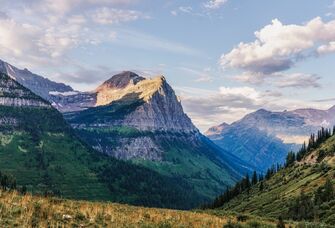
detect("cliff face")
[65,72,253,200]
[95,74,197,132]
[66,72,201,160]
[0,72,50,108]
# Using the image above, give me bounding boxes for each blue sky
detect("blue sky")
[1,0,335,130]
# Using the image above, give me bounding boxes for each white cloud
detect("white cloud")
[91,7,147,25]
[0,18,74,66]
[220,17,335,74]
[0,0,149,69]
[177,86,330,131]
[317,41,335,54]
[204,0,228,9]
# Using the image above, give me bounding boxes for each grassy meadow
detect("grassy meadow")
[0,189,293,227]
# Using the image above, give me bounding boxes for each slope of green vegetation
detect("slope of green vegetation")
[0,104,207,209]
[74,125,249,202]
[208,131,335,225]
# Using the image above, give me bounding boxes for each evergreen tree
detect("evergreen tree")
[323,178,334,202]
[259,181,264,191]
[251,171,258,185]
[276,216,285,228]
[285,151,296,167]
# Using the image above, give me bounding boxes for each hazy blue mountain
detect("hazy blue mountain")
[206,108,335,170]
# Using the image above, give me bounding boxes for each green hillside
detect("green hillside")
[0,72,205,209]
[65,98,253,202]
[207,129,335,225]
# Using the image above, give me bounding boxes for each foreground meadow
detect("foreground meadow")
[0,190,289,227]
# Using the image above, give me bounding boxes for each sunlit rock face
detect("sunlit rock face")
[65,71,202,160]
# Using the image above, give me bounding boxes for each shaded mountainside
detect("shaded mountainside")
[0,72,208,209]
[206,108,335,171]
[0,59,73,101]
[207,130,335,225]
[65,72,254,201]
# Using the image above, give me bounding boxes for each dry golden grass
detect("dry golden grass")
[0,189,233,227]
[0,189,290,227]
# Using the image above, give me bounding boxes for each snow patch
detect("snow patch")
[49,91,78,96]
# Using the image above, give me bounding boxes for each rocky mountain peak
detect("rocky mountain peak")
[97,71,145,91]
[205,122,229,136]
[95,74,168,106]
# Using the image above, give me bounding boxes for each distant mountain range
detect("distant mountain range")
[206,107,335,171]
[0,59,254,206]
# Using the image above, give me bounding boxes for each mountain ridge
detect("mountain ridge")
[206,106,335,170]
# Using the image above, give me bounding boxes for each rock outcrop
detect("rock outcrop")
[0,72,50,108]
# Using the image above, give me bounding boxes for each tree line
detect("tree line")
[203,163,286,209]
[286,126,335,167]
[0,170,16,190]
[204,126,335,210]
[288,178,334,221]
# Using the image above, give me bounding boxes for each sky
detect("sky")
[1,0,335,131]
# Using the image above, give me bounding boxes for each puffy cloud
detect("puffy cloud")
[221,17,335,74]
[0,18,72,65]
[220,17,335,89]
[0,0,148,69]
[204,0,227,9]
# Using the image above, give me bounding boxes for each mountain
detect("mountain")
[0,71,209,209]
[0,59,74,101]
[207,129,335,226]
[64,71,254,201]
[206,107,335,171]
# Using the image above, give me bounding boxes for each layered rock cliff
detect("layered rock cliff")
[0,72,50,108]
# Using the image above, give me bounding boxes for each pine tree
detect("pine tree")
[252,171,258,185]
[259,181,264,191]
[285,151,296,167]
[323,178,334,202]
